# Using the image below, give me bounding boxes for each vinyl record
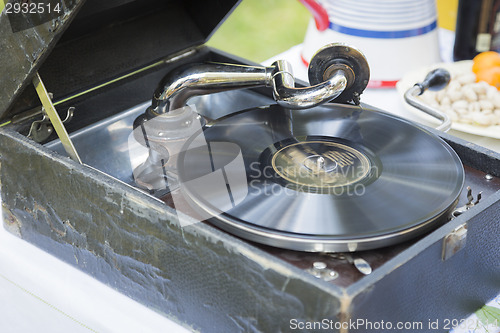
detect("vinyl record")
[177,104,465,252]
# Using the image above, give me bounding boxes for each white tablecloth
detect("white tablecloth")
[0,223,190,332]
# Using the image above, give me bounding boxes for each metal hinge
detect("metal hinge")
[27,105,75,143]
[442,186,482,261]
[442,223,468,261]
[451,186,482,218]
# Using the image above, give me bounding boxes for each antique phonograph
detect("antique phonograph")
[0,1,499,332]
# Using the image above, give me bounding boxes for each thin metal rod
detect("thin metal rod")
[33,72,82,164]
[3,51,197,127]
[404,85,451,132]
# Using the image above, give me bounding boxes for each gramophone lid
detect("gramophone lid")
[0,0,240,122]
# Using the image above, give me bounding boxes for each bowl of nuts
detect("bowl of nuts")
[397,60,500,139]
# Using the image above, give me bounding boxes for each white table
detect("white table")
[0,223,190,332]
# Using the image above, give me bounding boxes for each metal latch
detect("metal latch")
[28,105,74,143]
[452,186,482,218]
[32,72,82,164]
[442,186,481,261]
[442,223,468,261]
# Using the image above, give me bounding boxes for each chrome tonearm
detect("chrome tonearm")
[141,43,370,120]
[132,44,370,194]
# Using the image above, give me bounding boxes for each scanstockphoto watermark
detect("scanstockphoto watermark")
[248,179,369,197]
[248,161,379,197]
[289,318,424,331]
[248,161,375,181]
[129,105,377,227]
[129,105,249,227]
[288,317,498,331]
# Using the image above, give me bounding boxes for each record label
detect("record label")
[271,141,371,191]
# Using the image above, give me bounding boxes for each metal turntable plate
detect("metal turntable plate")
[177,104,465,252]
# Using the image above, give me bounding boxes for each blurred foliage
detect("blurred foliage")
[0,0,311,62]
[208,0,310,63]
[0,0,309,63]
[476,305,500,329]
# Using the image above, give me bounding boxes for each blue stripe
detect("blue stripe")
[328,20,437,39]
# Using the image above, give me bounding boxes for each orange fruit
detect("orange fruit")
[476,67,500,90]
[472,51,500,74]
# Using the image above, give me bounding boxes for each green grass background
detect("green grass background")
[0,0,310,63]
[208,0,310,62]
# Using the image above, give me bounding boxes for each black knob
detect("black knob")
[417,68,451,94]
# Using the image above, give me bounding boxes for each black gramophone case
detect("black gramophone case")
[0,1,499,332]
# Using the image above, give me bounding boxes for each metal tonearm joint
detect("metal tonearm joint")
[146,43,370,117]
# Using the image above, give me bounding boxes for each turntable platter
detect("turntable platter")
[177,104,465,252]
